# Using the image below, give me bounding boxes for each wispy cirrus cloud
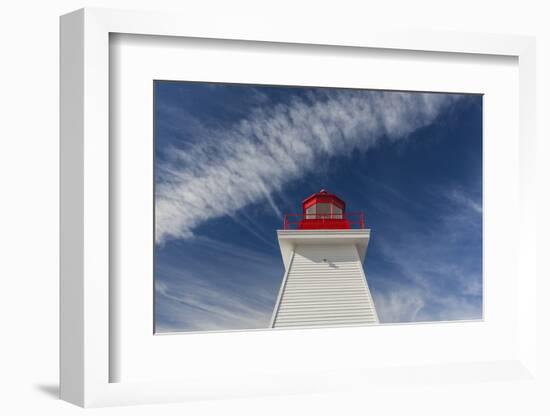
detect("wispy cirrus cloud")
[372,286,426,323]
[446,187,482,215]
[368,184,482,323]
[154,236,279,332]
[155,90,460,243]
[155,278,273,332]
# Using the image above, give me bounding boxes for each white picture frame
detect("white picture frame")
[60,7,537,408]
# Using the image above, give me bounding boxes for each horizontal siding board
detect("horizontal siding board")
[284,281,367,287]
[279,301,374,308]
[279,287,369,294]
[279,295,370,300]
[277,311,375,318]
[274,321,376,328]
[276,317,376,324]
[282,289,366,293]
[278,305,375,312]
[276,320,375,326]
[277,307,376,314]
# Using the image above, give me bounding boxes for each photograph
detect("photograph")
[153,81,483,333]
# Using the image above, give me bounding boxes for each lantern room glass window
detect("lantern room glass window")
[305,202,343,219]
[316,203,331,218]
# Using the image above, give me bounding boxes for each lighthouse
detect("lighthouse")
[270,190,379,328]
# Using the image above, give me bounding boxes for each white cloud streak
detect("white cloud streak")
[154,235,281,332]
[155,279,273,332]
[447,188,482,215]
[156,90,458,243]
[369,185,482,323]
[155,254,277,332]
[373,287,426,323]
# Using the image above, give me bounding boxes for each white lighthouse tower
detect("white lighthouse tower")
[270,190,379,328]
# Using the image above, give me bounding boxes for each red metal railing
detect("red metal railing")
[283,212,365,230]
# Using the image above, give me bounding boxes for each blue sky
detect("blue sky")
[154,81,482,333]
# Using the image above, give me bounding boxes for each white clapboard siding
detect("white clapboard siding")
[272,244,378,328]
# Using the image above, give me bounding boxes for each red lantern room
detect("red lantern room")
[278,188,358,230]
[282,189,366,230]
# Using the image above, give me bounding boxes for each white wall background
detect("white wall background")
[0,0,548,414]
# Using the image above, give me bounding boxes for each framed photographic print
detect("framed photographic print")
[60,8,538,408]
